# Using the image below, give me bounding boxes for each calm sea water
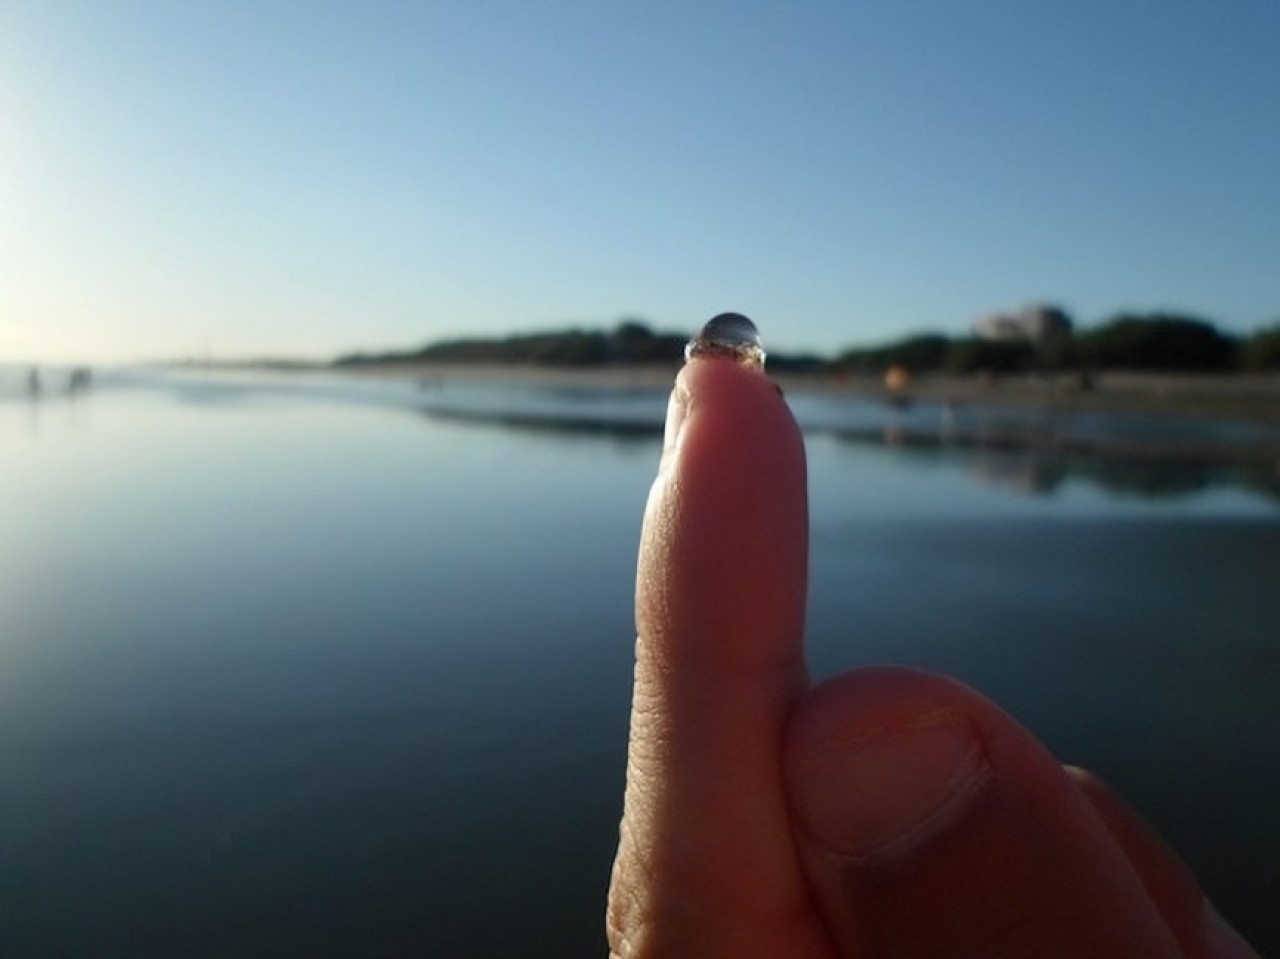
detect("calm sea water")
[2,369,1277,956]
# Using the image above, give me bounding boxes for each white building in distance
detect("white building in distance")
[973,304,1073,343]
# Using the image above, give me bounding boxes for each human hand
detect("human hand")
[607,357,1257,958]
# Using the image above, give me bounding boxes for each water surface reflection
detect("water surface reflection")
[1,371,1276,955]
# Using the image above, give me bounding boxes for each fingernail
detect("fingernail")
[1203,900,1258,958]
[796,716,991,864]
[662,381,690,457]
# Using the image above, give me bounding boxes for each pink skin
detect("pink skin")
[607,358,1258,958]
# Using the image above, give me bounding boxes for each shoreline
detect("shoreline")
[333,361,1280,427]
[13,360,1276,486]
[332,362,1280,478]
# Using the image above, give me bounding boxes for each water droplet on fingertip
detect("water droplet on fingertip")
[684,313,767,371]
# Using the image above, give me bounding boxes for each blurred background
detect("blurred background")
[2,2,1278,955]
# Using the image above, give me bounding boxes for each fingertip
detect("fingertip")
[639,357,807,673]
[785,667,1181,957]
[785,668,1002,865]
[1203,901,1261,959]
[673,357,804,475]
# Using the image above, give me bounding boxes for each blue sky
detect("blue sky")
[2,0,1277,363]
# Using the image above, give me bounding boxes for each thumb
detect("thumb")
[785,667,1182,958]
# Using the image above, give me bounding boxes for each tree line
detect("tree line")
[835,313,1280,374]
[335,313,1280,374]
[336,320,688,368]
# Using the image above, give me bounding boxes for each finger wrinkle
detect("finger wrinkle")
[803,707,975,758]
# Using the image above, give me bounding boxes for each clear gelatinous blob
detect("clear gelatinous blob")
[684,313,767,370]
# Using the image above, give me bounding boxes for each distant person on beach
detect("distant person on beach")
[68,367,93,393]
[607,356,1257,957]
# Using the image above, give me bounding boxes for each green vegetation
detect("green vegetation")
[838,312,1280,375]
[336,320,686,368]
[835,333,952,372]
[334,319,826,370]
[1069,314,1236,371]
[835,334,1037,375]
[1240,322,1280,371]
[334,312,1280,375]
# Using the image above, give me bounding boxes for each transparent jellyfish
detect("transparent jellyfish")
[684,313,767,371]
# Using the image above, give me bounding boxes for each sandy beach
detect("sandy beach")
[339,361,1280,426]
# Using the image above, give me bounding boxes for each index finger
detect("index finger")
[609,355,827,957]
